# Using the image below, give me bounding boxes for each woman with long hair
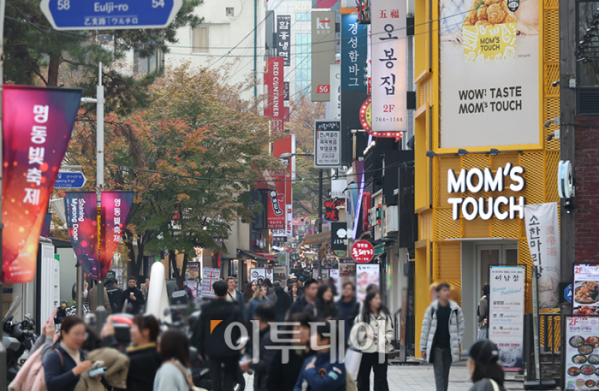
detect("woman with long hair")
[288,283,299,303]
[245,286,268,321]
[303,284,340,320]
[354,290,394,391]
[153,330,193,391]
[43,316,97,391]
[467,340,506,391]
[243,280,257,306]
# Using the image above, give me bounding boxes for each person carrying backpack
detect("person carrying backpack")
[105,277,124,314]
[477,284,490,340]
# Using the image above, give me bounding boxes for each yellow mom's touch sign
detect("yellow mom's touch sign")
[463,23,517,61]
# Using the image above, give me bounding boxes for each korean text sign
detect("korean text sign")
[277,16,291,66]
[341,14,368,91]
[564,316,599,390]
[100,191,134,280]
[524,203,560,308]
[351,240,374,263]
[314,120,341,168]
[65,192,100,279]
[371,0,407,133]
[2,85,81,283]
[573,264,599,316]
[311,10,336,101]
[264,57,284,121]
[489,266,524,370]
[201,268,220,298]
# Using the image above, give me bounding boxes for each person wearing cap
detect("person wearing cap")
[466,340,506,391]
[420,282,465,391]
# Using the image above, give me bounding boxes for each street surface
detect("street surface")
[242,362,527,390]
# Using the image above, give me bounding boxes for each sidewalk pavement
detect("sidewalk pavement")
[242,361,526,390]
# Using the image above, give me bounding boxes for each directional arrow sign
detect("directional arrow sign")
[565,283,573,304]
[40,0,183,30]
[54,172,87,189]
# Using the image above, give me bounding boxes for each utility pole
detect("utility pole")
[0,0,7,387]
[318,169,323,280]
[254,0,258,99]
[95,63,107,329]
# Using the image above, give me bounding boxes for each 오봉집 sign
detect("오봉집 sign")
[489,266,525,370]
[314,120,341,168]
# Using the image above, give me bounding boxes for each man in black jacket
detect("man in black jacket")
[121,276,145,314]
[288,278,318,316]
[192,280,244,391]
[105,278,124,314]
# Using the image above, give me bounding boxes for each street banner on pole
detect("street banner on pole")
[65,192,101,278]
[277,16,291,66]
[2,85,81,283]
[524,202,560,308]
[311,10,336,101]
[371,0,407,134]
[489,266,525,370]
[314,120,341,168]
[273,135,295,237]
[100,191,134,280]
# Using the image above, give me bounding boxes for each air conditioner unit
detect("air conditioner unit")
[383,205,398,237]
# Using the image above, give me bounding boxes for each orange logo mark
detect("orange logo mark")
[210,320,223,334]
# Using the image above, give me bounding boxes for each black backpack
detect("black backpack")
[106,284,123,313]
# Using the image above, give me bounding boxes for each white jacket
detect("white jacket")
[353,312,394,353]
[420,300,464,363]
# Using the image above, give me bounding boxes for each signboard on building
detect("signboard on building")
[331,222,348,251]
[371,0,407,134]
[573,264,599,316]
[314,120,341,168]
[311,10,336,101]
[439,0,539,148]
[277,16,291,66]
[341,14,368,92]
[325,198,343,221]
[489,266,525,370]
[264,57,284,121]
[267,170,286,229]
[524,202,560,309]
[200,267,220,298]
[330,64,341,120]
[564,316,599,390]
[351,240,374,263]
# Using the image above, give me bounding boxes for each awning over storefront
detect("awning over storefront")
[237,249,269,262]
[255,252,275,260]
[301,230,332,246]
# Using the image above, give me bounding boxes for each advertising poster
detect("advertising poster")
[100,191,134,281]
[439,0,539,148]
[311,10,336,101]
[489,266,525,370]
[267,170,286,230]
[564,316,599,390]
[65,192,100,277]
[277,16,291,66]
[2,86,81,283]
[573,264,599,316]
[250,268,267,282]
[371,0,407,133]
[339,258,356,291]
[186,262,200,298]
[524,203,560,308]
[314,120,341,168]
[356,264,380,301]
[330,269,339,292]
[273,266,287,283]
[200,267,220,298]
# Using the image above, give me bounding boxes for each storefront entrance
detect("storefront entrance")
[476,245,518,302]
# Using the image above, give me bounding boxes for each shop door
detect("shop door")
[476,245,518,305]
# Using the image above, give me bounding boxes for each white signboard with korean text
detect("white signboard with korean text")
[314,120,341,168]
[371,0,407,133]
[356,264,380,302]
[525,203,560,308]
[564,316,599,390]
[489,266,524,370]
[200,267,220,298]
[573,264,599,316]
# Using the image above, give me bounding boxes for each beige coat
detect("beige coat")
[75,347,130,391]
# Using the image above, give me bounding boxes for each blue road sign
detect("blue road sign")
[54,172,87,189]
[565,284,573,304]
[40,0,183,31]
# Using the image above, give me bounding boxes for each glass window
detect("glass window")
[192,26,209,53]
[577,1,599,87]
[296,12,311,21]
[295,33,312,99]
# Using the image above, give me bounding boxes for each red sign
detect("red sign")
[351,240,374,263]
[316,85,330,94]
[272,135,295,235]
[267,170,286,229]
[264,57,284,121]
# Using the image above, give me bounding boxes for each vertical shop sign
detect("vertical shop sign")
[264,57,284,122]
[2,86,81,283]
[267,170,286,230]
[314,120,341,168]
[341,14,368,91]
[277,16,291,66]
[311,10,336,101]
[524,203,560,308]
[371,0,407,133]
[489,266,525,370]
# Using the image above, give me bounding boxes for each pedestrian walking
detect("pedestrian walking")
[264,279,277,304]
[226,276,245,307]
[420,282,465,391]
[289,278,318,316]
[274,283,292,321]
[153,330,193,391]
[354,290,394,391]
[266,313,313,391]
[293,323,347,391]
[101,314,162,391]
[43,316,96,391]
[477,284,490,340]
[304,284,340,321]
[122,276,146,315]
[191,280,244,391]
[288,283,299,303]
[88,282,112,314]
[245,286,269,322]
[240,303,278,391]
[105,277,124,314]
[166,275,178,302]
[337,282,359,346]
[349,284,379,323]
[141,278,150,300]
[467,340,506,391]
[243,281,257,306]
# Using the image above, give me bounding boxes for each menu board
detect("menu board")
[489,266,525,370]
[185,262,200,298]
[574,264,599,316]
[200,268,220,298]
[249,268,266,282]
[356,264,380,302]
[564,316,599,390]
